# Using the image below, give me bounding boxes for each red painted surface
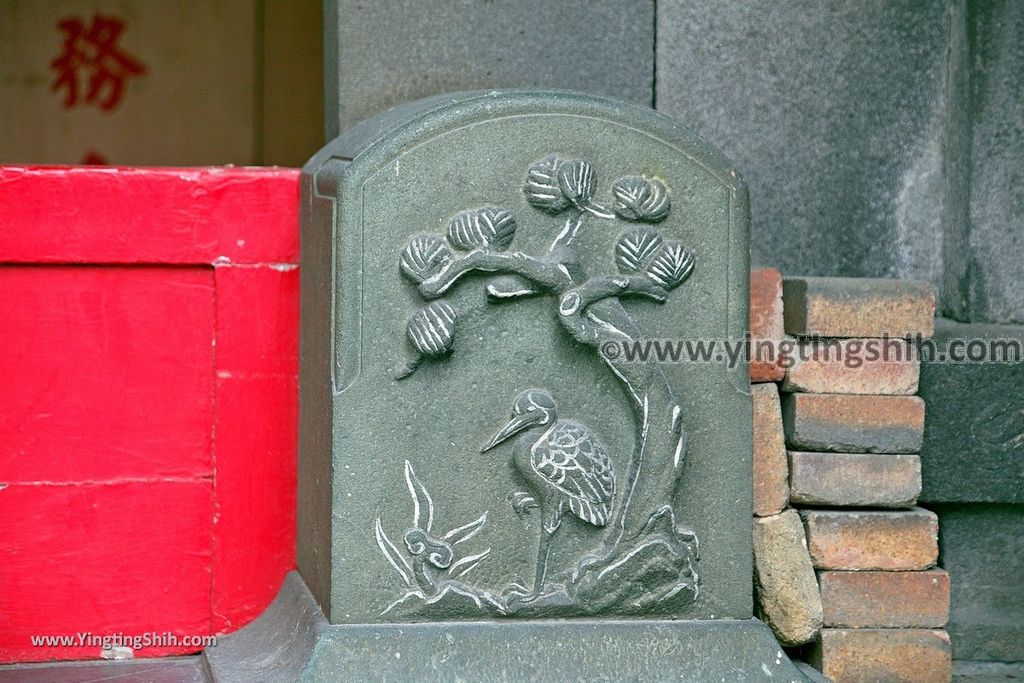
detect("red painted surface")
[0,166,299,265]
[214,265,299,380]
[0,266,214,483]
[0,166,299,664]
[213,374,298,632]
[0,482,214,661]
[211,266,298,631]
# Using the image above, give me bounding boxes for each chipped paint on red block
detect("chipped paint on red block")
[0,166,299,664]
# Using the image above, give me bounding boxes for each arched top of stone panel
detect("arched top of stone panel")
[306,90,747,197]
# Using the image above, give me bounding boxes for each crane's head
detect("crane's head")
[480,388,556,452]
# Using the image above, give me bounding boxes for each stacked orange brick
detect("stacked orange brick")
[749,270,952,683]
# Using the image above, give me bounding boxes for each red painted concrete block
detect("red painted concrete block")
[215,265,300,378]
[0,266,214,483]
[0,166,299,265]
[0,165,300,664]
[0,481,214,663]
[212,374,297,632]
[212,265,299,632]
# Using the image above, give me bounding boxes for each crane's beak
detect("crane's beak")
[480,413,534,453]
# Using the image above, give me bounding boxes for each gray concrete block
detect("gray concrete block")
[938,503,1024,663]
[205,573,326,683]
[919,318,1024,504]
[325,0,654,138]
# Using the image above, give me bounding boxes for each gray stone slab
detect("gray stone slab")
[794,662,832,683]
[324,1,654,138]
[0,657,208,683]
[938,503,1024,663]
[655,1,970,317]
[306,619,808,682]
[302,90,752,624]
[203,573,325,683]
[297,89,802,676]
[208,573,813,682]
[918,318,1024,504]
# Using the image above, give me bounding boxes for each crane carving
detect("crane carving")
[480,389,614,602]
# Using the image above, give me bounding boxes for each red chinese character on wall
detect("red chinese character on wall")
[50,14,147,112]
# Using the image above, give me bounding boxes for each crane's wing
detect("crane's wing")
[531,421,615,527]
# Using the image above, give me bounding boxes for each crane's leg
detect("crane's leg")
[505,502,562,605]
[531,503,562,598]
[532,528,553,597]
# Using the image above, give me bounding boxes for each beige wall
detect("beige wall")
[0,0,322,167]
[262,0,323,167]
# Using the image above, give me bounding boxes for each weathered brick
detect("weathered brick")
[811,629,951,683]
[782,393,925,454]
[783,276,935,339]
[802,508,938,571]
[820,569,950,628]
[789,451,920,508]
[753,511,823,646]
[752,383,788,516]
[781,338,919,395]
[750,267,786,382]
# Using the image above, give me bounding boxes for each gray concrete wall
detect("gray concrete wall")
[957,0,1024,323]
[656,0,1024,323]
[656,0,966,311]
[324,0,654,139]
[324,0,1022,324]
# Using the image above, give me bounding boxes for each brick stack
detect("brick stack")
[750,271,952,683]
